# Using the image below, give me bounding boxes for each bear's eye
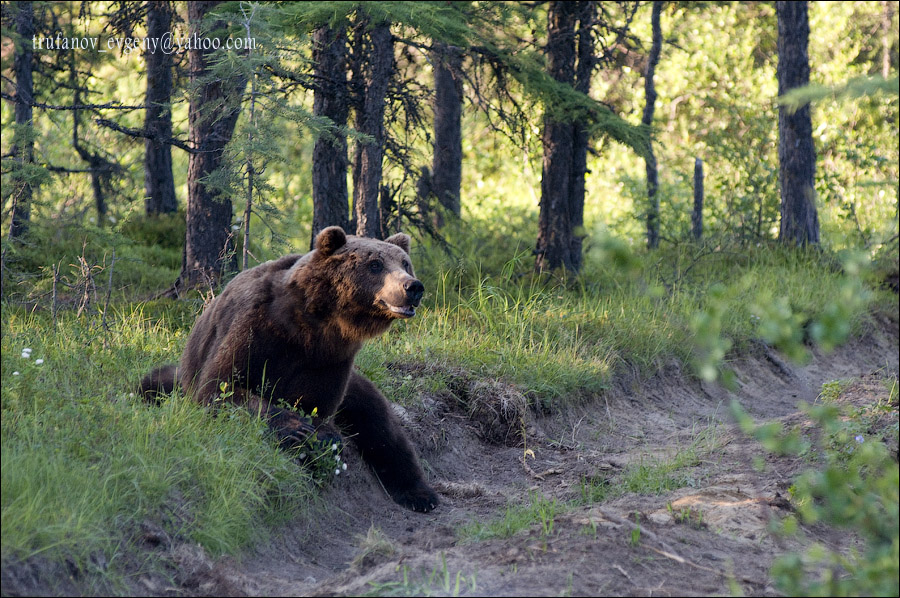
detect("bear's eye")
[368,260,384,274]
[402,259,411,272]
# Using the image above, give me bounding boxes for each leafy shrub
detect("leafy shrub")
[731,388,899,597]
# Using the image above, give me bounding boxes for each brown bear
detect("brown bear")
[140,226,439,512]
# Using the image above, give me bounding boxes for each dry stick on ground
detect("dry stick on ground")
[596,508,767,588]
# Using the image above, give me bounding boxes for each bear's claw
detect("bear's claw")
[394,485,440,513]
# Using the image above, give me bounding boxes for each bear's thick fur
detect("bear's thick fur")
[140,227,439,512]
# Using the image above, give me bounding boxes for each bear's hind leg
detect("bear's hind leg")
[337,372,439,512]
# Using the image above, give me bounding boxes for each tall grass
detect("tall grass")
[1,306,317,589]
[360,227,893,404]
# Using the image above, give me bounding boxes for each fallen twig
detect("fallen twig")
[596,508,767,588]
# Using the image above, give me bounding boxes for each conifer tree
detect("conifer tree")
[776,0,819,246]
[177,0,247,291]
[430,42,463,227]
[143,0,178,216]
[311,24,351,244]
[7,1,36,241]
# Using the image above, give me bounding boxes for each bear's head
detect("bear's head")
[306,226,425,339]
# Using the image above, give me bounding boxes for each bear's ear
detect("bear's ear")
[315,226,347,257]
[384,232,411,255]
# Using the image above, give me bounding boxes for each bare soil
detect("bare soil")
[4,316,898,597]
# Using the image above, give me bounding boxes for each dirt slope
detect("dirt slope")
[5,318,895,597]
[149,314,892,598]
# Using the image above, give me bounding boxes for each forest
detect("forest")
[1,1,898,596]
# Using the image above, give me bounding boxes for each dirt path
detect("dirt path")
[147,318,898,597]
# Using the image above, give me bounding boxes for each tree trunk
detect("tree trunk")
[431,42,463,227]
[351,21,393,239]
[882,1,894,79]
[776,1,819,246]
[311,25,350,247]
[178,0,247,291]
[9,1,36,241]
[692,158,704,240]
[535,1,594,274]
[643,1,663,250]
[144,0,178,216]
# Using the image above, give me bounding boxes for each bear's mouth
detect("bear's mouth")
[380,300,416,318]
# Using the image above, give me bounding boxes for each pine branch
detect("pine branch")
[93,118,197,153]
[0,92,143,111]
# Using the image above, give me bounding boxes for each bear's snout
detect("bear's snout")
[404,279,425,306]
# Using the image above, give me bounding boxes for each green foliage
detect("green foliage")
[731,389,899,597]
[779,75,900,113]
[688,247,875,383]
[280,1,648,154]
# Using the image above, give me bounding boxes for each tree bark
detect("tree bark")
[178,0,247,290]
[535,1,594,274]
[431,42,463,227]
[776,1,819,246]
[144,0,178,215]
[882,1,894,80]
[643,1,663,250]
[351,21,393,239]
[9,1,36,241]
[311,25,351,247]
[692,158,704,240]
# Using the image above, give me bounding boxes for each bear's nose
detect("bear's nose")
[404,279,424,305]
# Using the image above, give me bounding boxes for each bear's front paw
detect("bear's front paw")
[393,484,440,513]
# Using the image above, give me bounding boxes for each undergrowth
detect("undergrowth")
[732,377,899,597]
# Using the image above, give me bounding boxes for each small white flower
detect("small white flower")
[21,352,30,359]
[342,463,347,471]
[35,359,44,365]
[108,215,117,224]
[331,443,338,452]
[22,347,32,354]
[13,371,20,376]
[299,453,307,460]
[231,225,240,231]
[334,469,341,476]
[129,393,135,398]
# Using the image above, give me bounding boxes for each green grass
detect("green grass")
[363,553,478,597]
[457,491,563,542]
[578,421,724,506]
[361,233,894,405]
[579,448,704,505]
